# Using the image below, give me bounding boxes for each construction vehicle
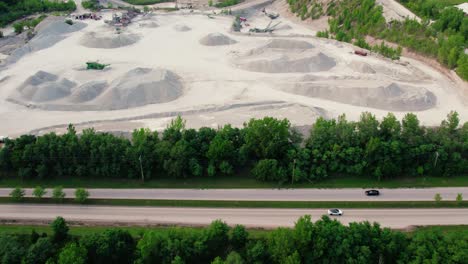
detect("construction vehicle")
[249,21,281,33]
[262,8,279,19]
[86,61,109,70]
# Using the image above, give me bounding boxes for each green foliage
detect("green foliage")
[288,0,468,79]
[82,0,101,10]
[316,30,329,38]
[0,234,26,264]
[58,243,86,264]
[434,193,442,202]
[456,53,468,81]
[32,186,46,198]
[251,159,286,182]
[225,251,244,264]
[372,42,402,60]
[0,113,467,185]
[0,0,74,27]
[12,15,46,35]
[215,0,240,8]
[65,19,73,25]
[24,237,55,264]
[52,186,66,202]
[230,225,248,250]
[81,229,135,264]
[9,187,25,201]
[74,188,89,204]
[1,217,468,263]
[13,23,24,34]
[456,193,463,203]
[354,37,371,50]
[51,216,69,243]
[232,16,242,32]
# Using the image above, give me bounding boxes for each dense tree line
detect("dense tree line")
[0,112,467,184]
[289,0,468,80]
[0,216,466,263]
[0,0,76,27]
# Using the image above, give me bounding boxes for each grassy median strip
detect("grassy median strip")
[0,197,467,208]
[1,175,468,188]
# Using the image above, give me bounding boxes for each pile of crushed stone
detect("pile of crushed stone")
[80,32,140,49]
[199,33,237,46]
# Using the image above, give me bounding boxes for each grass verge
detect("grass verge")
[1,175,467,189]
[1,197,467,208]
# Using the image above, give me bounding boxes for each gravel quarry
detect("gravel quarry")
[0,2,466,136]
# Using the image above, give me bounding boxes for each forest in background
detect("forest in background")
[0,0,76,27]
[0,112,466,184]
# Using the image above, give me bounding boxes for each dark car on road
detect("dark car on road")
[365,190,380,196]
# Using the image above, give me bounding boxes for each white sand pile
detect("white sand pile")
[236,39,333,73]
[80,32,140,49]
[173,24,191,32]
[199,33,237,46]
[6,19,86,64]
[16,71,76,102]
[281,82,436,111]
[349,61,376,74]
[98,68,183,109]
[68,81,108,103]
[239,53,336,73]
[264,39,314,49]
[139,21,159,28]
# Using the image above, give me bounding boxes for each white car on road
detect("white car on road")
[328,208,343,216]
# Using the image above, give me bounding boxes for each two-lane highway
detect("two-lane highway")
[0,187,466,201]
[0,204,467,228]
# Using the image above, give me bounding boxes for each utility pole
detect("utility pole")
[291,158,296,185]
[139,155,144,182]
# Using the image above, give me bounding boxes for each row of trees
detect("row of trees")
[9,186,89,203]
[0,216,466,263]
[293,0,468,80]
[0,112,466,184]
[0,0,76,27]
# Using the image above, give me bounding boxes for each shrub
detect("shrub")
[75,188,89,204]
[456,193,463,204]
[65,19,73,25]
[208,0,213,6]
[51,216,69,242]
[9,187,25,202]
[13,23,24,34]
[32,186,47,198]
[316,30,329,38]
[354,37,371,50]
[215,0,240,8]
[53,186,66,202]
[434,193,442,202]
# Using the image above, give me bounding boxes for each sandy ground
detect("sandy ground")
[0,0,466,137]
[1,187,467,201]
[376,0,420,22]
[1,204,467,228]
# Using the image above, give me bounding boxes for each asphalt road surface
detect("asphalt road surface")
[0,204,466,228]
[0,188,467,201]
